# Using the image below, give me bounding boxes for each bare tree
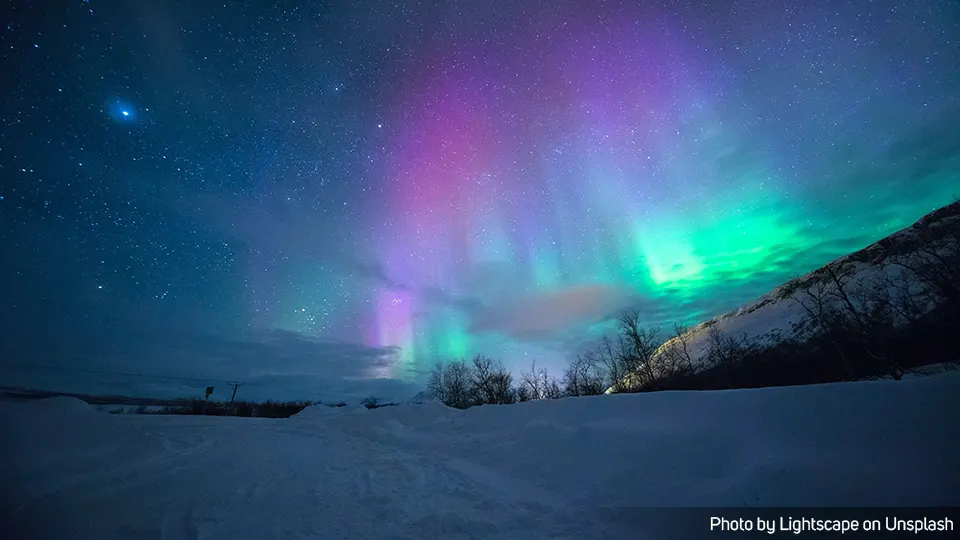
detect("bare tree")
[792,275,856,378]
[520,360,542,399]
[610,310,662,391]
[563,352,606,396]
[544,376,563,399]
[705,326,736,368]
[822,263,902,377]
[469,355,514,405]
[439,360,474,409]
[702,326,755,388]
[790,259,907,379]
[597,335,628,393]
[520,360,562,400]
[426,362,446,403]
[653,323,698,386]
[870,261,927,327]
[822,263,868,329]
[562,360,583,397]
[488,370,515,404]
[893,237,960,313]
[671,322,698,368]
[792,277,835,337]
[471,354,495,405]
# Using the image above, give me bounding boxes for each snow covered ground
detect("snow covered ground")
[2,373,958,540]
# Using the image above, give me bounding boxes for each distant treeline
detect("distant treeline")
[108,396,402,418]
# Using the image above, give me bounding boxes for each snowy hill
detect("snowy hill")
[1,372,958,539]
[653,201,960,366]
[405,389,439,404]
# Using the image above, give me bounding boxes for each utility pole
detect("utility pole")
[229,382,243,406]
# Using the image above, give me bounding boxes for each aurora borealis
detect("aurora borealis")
[2,0,959,400]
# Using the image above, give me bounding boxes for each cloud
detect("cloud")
[883,105,960,169]
[174,329,401,379]
[180,193,402,289]
[417,286,484,313]
[1,326,420,402]
[469,284,640,340]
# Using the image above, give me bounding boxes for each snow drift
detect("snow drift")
[1,373,957,539]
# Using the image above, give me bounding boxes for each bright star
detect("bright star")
[108,100,137,122]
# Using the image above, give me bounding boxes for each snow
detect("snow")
[2,373,958,539]
[405,389,440,404]
[17,395,94,416]
[674,293,805,360]
[664,259,917,364]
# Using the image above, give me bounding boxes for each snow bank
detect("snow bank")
[24,396,94,415]
[903,362,959,378]
[290,403,350,422]
[1,373,957,539]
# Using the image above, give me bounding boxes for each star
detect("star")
[108,100,137,122]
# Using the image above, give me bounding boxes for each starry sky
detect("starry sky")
[1,0,958,401]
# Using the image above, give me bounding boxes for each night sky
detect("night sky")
[1,0,958,401]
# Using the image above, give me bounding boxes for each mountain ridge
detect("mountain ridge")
[655,200,960,364]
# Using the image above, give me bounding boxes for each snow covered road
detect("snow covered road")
[2,373,958,539]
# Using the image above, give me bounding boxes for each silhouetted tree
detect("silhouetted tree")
[703,327,754,388]
[563,352,606,396]
[426,362,447,403]
[488,370,516,404]
[471,355,515,405]
[618,311,661,389]
[521,360,562,400]
[648,323,698,389]
[427,360,474,409]
[596,335,628,393]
